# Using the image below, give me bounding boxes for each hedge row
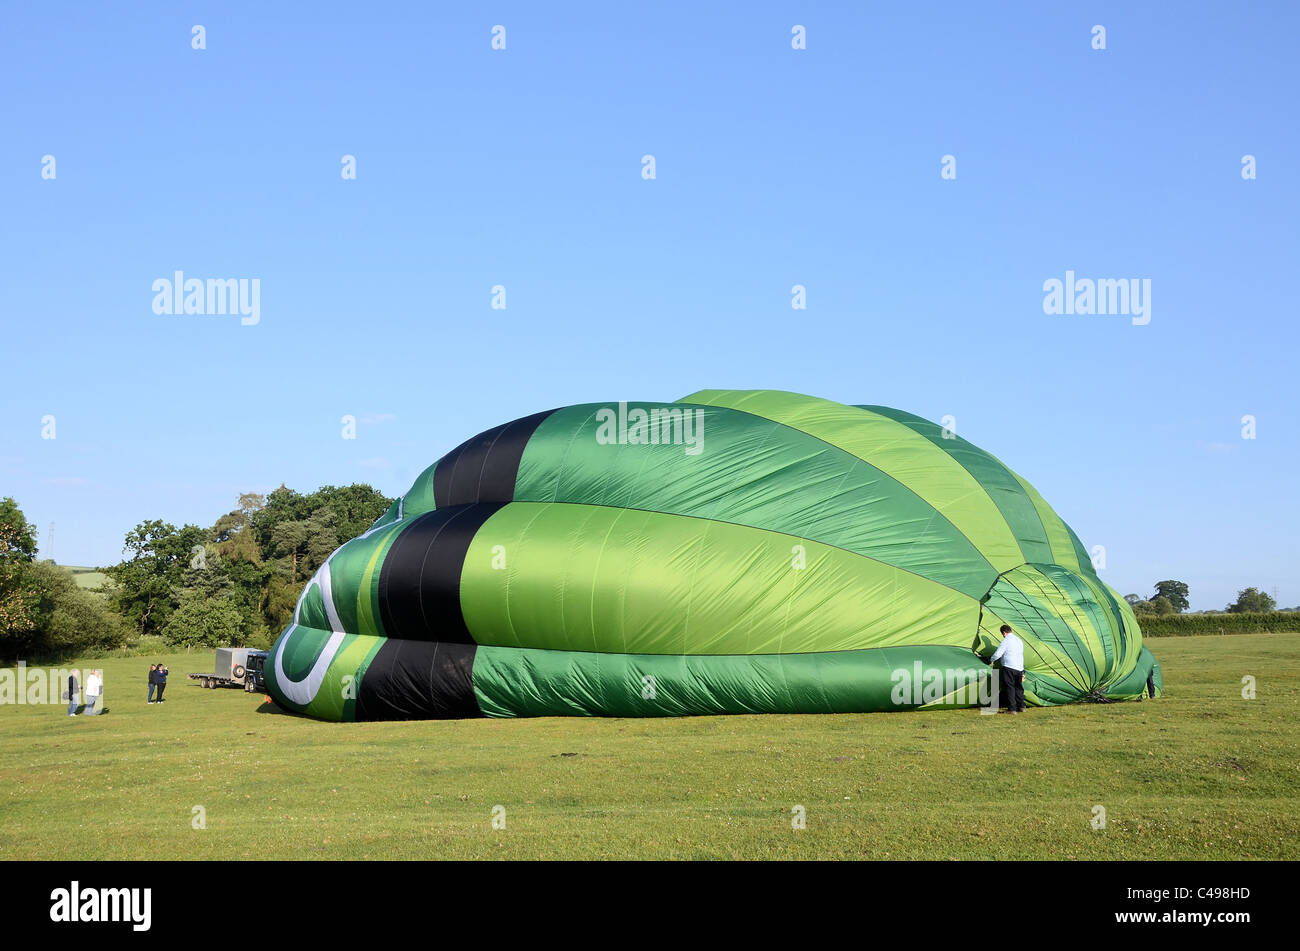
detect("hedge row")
[1137,612,1300,637]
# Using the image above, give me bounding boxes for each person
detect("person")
[147,664,157,703]
[155,664,169,703]
[1146,669,1157,699]
[986,624,1026,713]
[85,669,103,715]
[66,670,80,717]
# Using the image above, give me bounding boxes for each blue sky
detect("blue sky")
[2,2,1296,611]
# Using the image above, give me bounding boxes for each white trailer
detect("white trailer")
[187,647,269,692]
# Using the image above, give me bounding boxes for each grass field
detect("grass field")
[60,565,110,591]
[2,633,1297,860]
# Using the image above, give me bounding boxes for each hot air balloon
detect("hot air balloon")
[265,390,1161,721]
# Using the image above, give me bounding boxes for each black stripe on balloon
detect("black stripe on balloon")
[355,639,482,721]
[433,409,556,507]
[377,503,505,643]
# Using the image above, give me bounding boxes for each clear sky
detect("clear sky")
[2,2,1296,611]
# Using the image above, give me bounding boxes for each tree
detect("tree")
[249,485,315,556]
[1123,593,1143,606]
[104,519,208,636]
[169,545,271,646]
[211,492,265,564]
[262,574,301,635]
[1152,580,1190,613]
[1227,587,1276,613]
[26,561,129,655]
[253,483,388,580]
[102,484,392,647]
[0,498,41,655]
[1132,596,1174,617]
[162,589,244,648]
[0,497,37,560]
[309,484,391,542]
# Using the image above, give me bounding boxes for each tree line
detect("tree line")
[0,485,391,661]
[1123,580,1289,616]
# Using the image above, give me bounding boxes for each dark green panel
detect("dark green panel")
[473,644,994,717]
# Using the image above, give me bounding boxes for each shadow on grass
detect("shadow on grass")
[254,699,297,717]
[67,705,111,716]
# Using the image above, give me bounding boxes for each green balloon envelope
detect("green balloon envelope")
[265,391,1160,721]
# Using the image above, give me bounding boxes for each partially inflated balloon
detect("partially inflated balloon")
[266,390,1160,721]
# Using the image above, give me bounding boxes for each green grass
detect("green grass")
[2,633,1297,859]
[59,565,111,591]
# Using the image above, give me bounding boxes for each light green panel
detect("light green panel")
[683,390,1026,573]
[857,404,1056,565]
[460,501,980,656]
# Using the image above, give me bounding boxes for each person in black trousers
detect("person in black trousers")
[986,624,1027,713]
[147,664,157,703]
[154,664,169,703]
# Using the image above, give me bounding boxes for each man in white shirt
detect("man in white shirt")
[988,624,1026,713]
[85,669,103,716]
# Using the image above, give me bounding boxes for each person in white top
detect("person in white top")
[987,624,1026,713]
[85,669,104,716]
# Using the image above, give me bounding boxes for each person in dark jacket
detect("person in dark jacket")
[154,664,169,703]
[67,671,80,716]
[147,664,157,703]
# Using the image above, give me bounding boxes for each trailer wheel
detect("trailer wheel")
[233,664,246,679]
[203,677,212,689]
